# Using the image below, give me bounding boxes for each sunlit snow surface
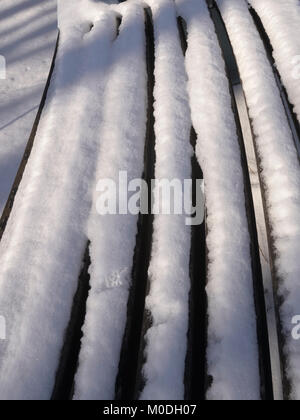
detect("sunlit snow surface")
[217,0,300,400]
[0,0,299,401]
[249,0,300,128]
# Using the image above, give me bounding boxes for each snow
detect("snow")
[0,3,116,399]
[176,0,260,400]
[0,0,300,401]
[248,0,300,127]
[73,2,147,400]
[217,0,300,400]
[0,0,57,214]
[138,0,192,401]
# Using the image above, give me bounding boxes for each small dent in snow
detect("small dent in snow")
[80,21,95,35]
[116,17,122,37]
[95,268,130,293]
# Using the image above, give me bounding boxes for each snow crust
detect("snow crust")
[0,0,299,401]
[217,0,300,400]
[249,0,300,126]
[176,0,260,401]
[73,3,147,400]
[0,4,117,400]
[140,0,192,401]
